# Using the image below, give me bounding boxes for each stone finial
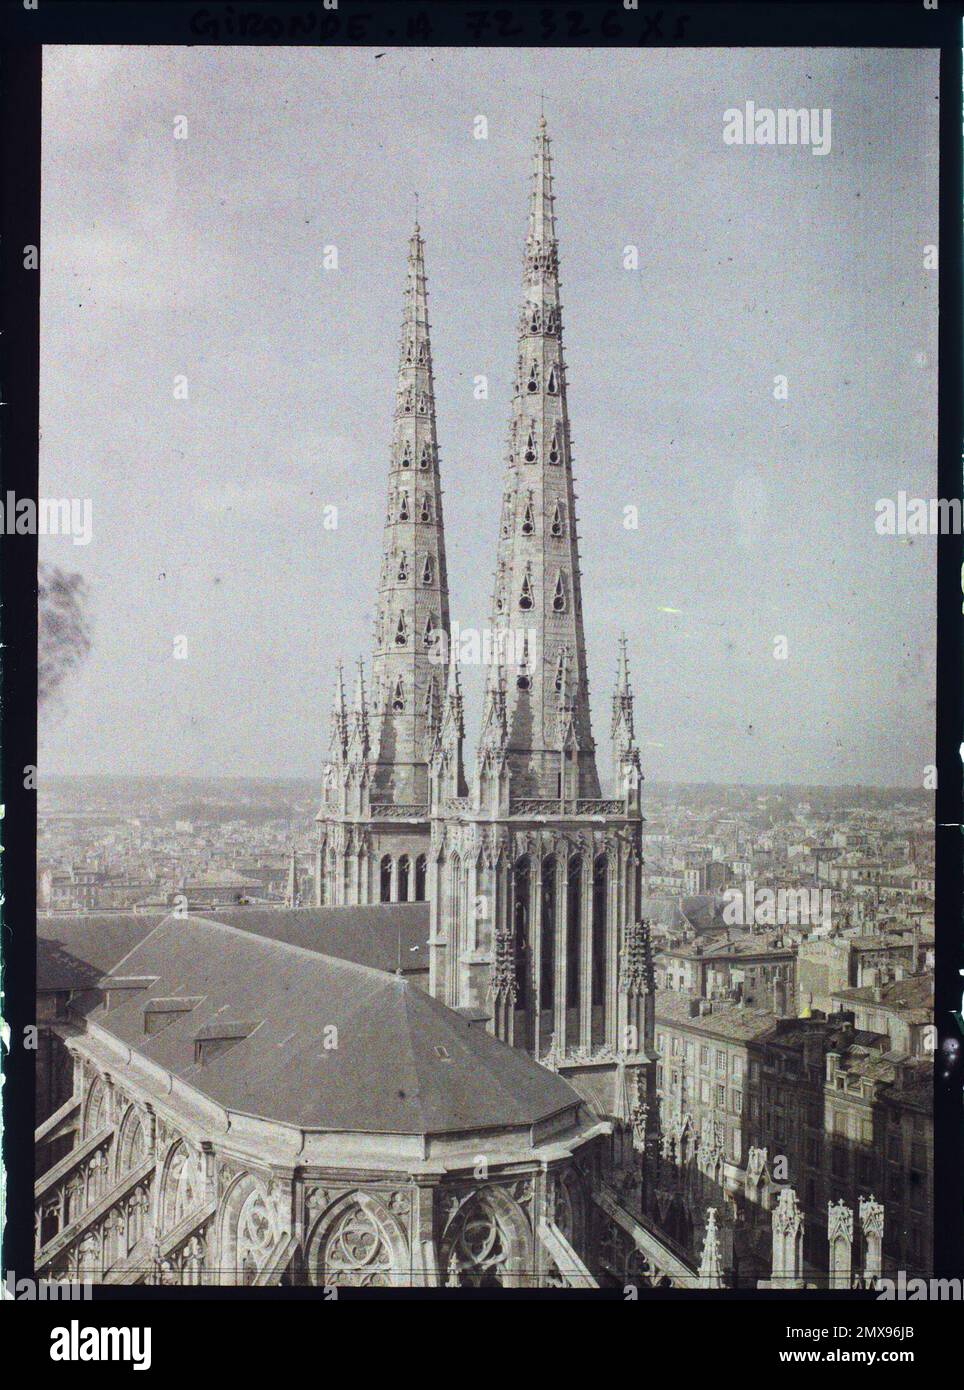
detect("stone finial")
[698,1208,724,1289]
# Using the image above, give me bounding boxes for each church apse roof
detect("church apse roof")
[65,915,582,1139]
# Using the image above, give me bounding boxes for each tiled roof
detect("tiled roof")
[654,989,776,1042]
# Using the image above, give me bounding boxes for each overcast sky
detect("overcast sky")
[39,45,938,785]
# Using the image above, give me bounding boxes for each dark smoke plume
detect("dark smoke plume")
[38,563,92,706]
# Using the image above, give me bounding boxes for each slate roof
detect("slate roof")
[206,904,430,975]
[37,914,166,990]
[37,904,431,986]
[63,915,581,1137]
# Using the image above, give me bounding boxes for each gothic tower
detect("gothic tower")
[485,115,599,802]
[429,120,653,1127]
[317,223,451,905]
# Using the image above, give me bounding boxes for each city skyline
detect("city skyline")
[39,46,938,785]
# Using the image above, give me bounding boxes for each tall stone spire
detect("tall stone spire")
[369,222,452,804]
[485,116,600,800]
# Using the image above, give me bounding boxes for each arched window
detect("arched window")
[235,1185,276,1286]
[541,856,556,1009]
[547,365,559,395]
[391,678,405,712]
[397,552,408,582]
[420,494,432,522]
[422,555,433,585]
[526,362,539,393]
[415,854,427,902]
[398,491,410,521]
[592,854,608,1008]
[395,613,408,646]
[552,573,567,613]
[309,1195,402,1287]
[513,857,531,1010]
[566,856,582,1009]
[521,501,534,536]
[550,502,564,538]
[380,855,392,903]
[519,572,534,611]
[401,439,412,466]
[161,1142,203,1235]
[548,428,561,465]
[397,855,411,902]
[524,430,537,464]
[419,443,431,469]
[424,614,436,648]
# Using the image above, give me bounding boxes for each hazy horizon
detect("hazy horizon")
[39,47,939,785]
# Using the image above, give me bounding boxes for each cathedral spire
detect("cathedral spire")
[482,116,600,799]
[369,223,452,804]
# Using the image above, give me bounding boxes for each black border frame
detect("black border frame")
[1,0,961,1338]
